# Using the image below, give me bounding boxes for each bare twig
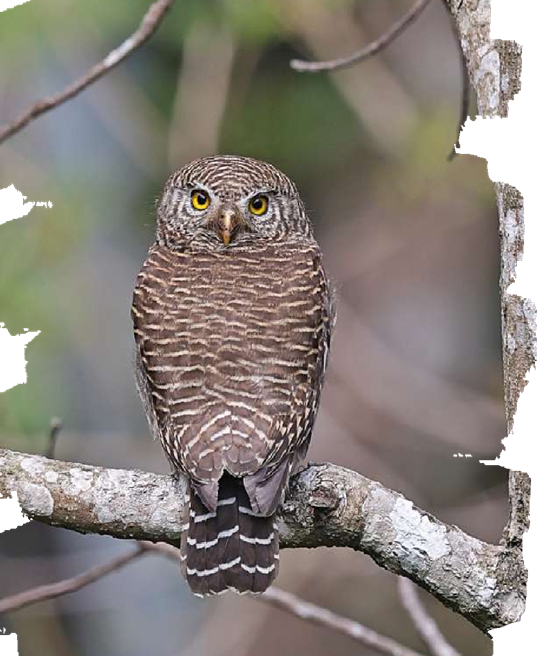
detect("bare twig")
[289,0,468,160]
[143,541,181,560]
[0,544,148,614]
[145,543,426,656]
[446,2,471,160]
[398,578,463,656]
[259,587,426,656]
[283,0,418,154]
[44,417,63,459]
[448,57,470,160]
[290,0,432,73]
[0,0,176,145]
[0,538,423,656]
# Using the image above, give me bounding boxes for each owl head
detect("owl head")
[156,155,313,250]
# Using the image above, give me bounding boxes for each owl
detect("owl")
[132,155,333,596]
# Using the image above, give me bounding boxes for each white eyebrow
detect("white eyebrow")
[187,181,212,192]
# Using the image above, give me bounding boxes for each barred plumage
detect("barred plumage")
[181,474,279,595]
[132,155,333,596]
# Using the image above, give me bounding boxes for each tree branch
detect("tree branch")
[445,0,471,161]
[148,542,429,656]
[0,447,522,633]
[398,578,462,656]
[446,1,521,119]
[445,0,529,628]
[44,417,63,460]
[258,586,427,656]
[0,0,176,146]
[0,538,426,656]
[0,544,147,614]
[289,0,469,160]
[290,0,432,73]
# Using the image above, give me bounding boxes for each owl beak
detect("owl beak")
[219,209,239,246]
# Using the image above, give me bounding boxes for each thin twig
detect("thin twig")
[290,0,432,73]
[0,545,148,614]
[0,541,469,656]
[258,587,427,656]
[44,417,63,459]
[0,0,176,145]
[398,578,463,656]
[143,541,181,560]
[446,4,471,161]
[147,543,428,656]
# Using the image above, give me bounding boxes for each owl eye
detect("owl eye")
[248,195,269,216]
[191,190,211,211]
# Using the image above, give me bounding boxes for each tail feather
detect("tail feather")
[180,474,279,596]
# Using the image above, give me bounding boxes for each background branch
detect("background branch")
[398,578,462,656]
[146,543,430,656]
[0,538,428,656]
[0,0,176,145]
[0,545,146,614]
[258,587,427,656]
[0,447,521,633]
[44,417,63,460]
[290,0,468,159]
[290,0,432,73]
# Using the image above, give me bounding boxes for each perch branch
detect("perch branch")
[0,447,523,633]
[0,0,176,145]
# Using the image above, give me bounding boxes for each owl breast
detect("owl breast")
[132,241,328,485]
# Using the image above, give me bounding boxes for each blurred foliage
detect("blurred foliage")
[0,0,496,442]
[221,62,363,178]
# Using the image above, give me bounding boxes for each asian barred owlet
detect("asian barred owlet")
[132,155,333,596]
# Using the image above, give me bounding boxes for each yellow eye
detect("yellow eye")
[248,195,269,216]
[191,190,210,211]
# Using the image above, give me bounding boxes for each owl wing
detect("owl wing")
[243,252,334,515]
[134,344,161,444]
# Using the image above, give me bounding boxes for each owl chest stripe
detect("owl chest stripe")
[137,249,323,435]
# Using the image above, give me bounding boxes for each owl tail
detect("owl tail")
[180,474,279,596]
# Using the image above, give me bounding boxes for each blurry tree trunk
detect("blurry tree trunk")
[447,0,529,618]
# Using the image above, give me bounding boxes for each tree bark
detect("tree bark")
[447,0,530,625]
[447,1,521,119]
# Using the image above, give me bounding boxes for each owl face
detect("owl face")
[156,155,312,250]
